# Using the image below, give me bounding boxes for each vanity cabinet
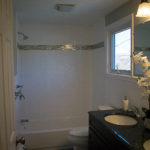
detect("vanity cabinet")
[89,126,109,150]
[88,112,131,150]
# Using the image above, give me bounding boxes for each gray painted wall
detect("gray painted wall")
[101,0,150,111]
[105,0,150,26]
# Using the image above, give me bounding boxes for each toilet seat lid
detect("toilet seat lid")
[69,127,88,137]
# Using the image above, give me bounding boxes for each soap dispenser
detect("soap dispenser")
[122,96,128,111]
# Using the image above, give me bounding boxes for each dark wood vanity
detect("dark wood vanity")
[88,110,150,150]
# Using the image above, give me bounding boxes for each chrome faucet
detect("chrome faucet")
[130,106,140,118]
[15,85,25,100]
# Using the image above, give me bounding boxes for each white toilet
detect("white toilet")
[68,127,88,150]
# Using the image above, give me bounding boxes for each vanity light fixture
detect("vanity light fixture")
[136,0,150,17]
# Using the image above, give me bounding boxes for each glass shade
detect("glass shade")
[136,2,150,17]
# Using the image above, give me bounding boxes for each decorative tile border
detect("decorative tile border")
[18,42,104,51]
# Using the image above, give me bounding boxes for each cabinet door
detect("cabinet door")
[89,128,109,150]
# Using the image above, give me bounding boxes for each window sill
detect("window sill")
[106,72,137,83]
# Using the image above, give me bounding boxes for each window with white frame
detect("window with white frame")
[111,28,131,74]
[106,14,132,76]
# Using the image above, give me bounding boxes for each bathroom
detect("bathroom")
[11,0,150,150]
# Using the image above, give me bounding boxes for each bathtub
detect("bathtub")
[20,127,89,150]
[20,128,72,149]
[17,116,88,149]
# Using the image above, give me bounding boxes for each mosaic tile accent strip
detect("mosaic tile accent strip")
[18,42,104,51]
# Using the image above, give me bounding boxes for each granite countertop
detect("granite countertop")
[89,110,150,150]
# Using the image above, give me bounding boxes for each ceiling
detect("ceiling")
[15,0,129,24]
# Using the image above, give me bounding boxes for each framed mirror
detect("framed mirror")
[133,17,150,77]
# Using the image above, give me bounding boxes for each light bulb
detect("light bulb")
[136,2,150,17]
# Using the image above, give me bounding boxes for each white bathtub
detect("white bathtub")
[20,127,89,150]
[17,115,88,149]
[20,128,72,149]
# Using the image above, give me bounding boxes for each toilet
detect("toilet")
[68,127,88,150]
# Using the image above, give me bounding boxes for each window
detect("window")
[111,28,131,74]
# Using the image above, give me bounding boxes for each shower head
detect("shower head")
[23,35,28,40]
[18,32,29,40]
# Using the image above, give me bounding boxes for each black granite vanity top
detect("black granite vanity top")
[89,110,150,150]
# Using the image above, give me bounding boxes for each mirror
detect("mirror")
[133,20,150,76]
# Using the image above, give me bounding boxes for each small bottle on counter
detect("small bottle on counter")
[122,96,128,111]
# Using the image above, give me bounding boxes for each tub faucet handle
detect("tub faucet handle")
[16,137,25,145]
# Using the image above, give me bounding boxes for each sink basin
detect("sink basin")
[143,139,150,150]
[104,114,137,126]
